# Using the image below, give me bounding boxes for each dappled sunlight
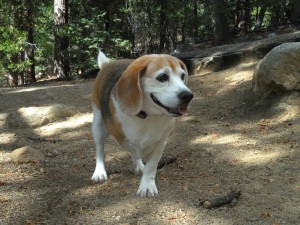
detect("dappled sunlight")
[0,132,16,145]
[34,113,92,137]
[227,69,253,86]
[215,63,255,96]
[237,150,287,166]
[152,201,232,224]
[0,113,9,127]
[274,105,300,122]
[191,132,257,147]
[213,133,256,146]
[18,104,78,127]
[0,152,10,163]
[179,115,196,122]
[1,82,85,95]
[2,85,58,95]
[2,103,87,132]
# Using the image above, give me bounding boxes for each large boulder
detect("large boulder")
[252,42,300,99]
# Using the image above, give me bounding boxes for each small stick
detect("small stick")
[200,189,241,209]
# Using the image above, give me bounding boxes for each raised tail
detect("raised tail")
[97,50,110,69]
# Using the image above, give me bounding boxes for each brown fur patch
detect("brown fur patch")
[116,57,150,115]
[106,100,125,144]
[179,60,188,84]
[92,60,133,145]
[92,70,103,109]
[167,58,177,72]
[142,54,187,79]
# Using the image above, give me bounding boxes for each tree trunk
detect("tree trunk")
[194,0,198,38]
[25,0,36,83]
[9,0,24,86]
[235,0,251,34]
[8,54,19,86]
[255,1,268,29]
[54,0,70,79]
[242,0,251,33]
[210,0,232,45]
[19,51,25,85]
[234,0,241,34]
[181,1,188,43]
[103,0,110,32]
[270,2,281,28]
[286,0,300,25]
[159,0,168,53]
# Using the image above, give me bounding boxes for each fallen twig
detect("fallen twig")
[200,189,241,209]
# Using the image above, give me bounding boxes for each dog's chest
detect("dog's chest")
[119,115,175,149]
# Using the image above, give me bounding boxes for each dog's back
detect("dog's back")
[93,59,133,122]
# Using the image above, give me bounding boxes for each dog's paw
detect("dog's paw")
[91,167,108,182]
[137,180,158,197]
[134,163,144,176]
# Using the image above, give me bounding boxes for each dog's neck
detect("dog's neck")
[136,111,148,119]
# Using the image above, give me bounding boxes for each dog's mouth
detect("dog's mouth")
[150,94,188,117]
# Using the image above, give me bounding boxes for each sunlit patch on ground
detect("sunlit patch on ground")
[34,113,93,137]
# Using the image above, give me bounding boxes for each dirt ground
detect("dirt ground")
[0,61,300,225]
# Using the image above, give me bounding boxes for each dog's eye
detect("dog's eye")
[181,73,185,81]
[156,73,169,82]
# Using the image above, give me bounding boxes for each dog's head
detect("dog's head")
[116,54,193,117]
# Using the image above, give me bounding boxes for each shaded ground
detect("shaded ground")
[0,62,300,224]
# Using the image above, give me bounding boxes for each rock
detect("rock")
[10,146,44,163]
[252,42,300,99]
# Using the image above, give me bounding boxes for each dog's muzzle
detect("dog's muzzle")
[151,91,193,117]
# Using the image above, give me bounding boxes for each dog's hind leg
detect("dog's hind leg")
[91,105,109,182]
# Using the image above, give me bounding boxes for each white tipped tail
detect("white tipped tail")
[97,50,110,69]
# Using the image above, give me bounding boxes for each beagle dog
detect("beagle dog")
[91,51,193,197]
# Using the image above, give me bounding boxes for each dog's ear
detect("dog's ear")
[179,60,188,84]
[116,57,149,116]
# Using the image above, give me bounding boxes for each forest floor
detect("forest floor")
[0,60,300,225]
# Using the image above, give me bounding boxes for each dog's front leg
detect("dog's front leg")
[137,141,166,197]
[131,150,145,175]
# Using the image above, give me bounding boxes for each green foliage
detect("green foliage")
[68,5,108,72]
[112,38,132,52]
[68,1,134,74]
[0,27,31,75]
[34,2,54,75]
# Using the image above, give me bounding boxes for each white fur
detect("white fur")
[91,104,108,182]
[97,50,110,69]
[92,52,192,197]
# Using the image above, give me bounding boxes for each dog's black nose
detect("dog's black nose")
[178,91,193,103]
